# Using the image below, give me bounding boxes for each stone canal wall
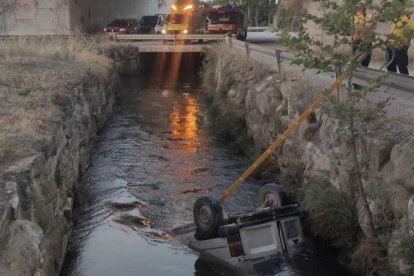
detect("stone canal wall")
[0,41,136,275]
[201,44,414,275]
[0,74,115,276]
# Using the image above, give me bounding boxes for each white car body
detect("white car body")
[188,205,304,268]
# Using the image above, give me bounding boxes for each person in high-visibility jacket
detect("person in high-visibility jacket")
[386,13,414,75]
[352,1,375,67]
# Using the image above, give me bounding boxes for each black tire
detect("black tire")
[258,183,288,208]
[193,197,223,240]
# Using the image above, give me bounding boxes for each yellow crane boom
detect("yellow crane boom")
[219,69,350,203]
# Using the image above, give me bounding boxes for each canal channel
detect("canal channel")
[61,53,350,276]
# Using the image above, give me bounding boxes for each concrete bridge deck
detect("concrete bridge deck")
[104,40,212,53]
[104,34,224,53]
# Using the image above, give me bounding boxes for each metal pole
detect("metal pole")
[245,42,250,57]
[275,49,282,79]
[380,48,395,70]
[335,64,342,99]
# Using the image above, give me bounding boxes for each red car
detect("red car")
[104,19,140,38]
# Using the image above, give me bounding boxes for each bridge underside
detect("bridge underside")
[0,0,172,35]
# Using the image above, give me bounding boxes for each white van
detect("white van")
[140,14,166,34]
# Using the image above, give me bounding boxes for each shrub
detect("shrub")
[302,179,360,249]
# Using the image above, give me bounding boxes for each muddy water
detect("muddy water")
[61,68,349,276]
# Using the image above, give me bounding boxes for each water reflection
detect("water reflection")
[151,51,192,85]
[169,95,202,152]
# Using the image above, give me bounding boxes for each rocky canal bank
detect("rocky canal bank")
[0,38,127,276]
[201,44,414,275]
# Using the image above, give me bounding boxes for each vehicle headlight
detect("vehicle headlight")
[120,28,126,31]
[162,29,166,34]
[104,28,107,32]
[183,29,188,34]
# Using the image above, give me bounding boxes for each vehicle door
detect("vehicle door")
[156,16,164,33]
[278,217,304,254]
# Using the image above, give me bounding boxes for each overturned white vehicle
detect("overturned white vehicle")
[188,183,305,268]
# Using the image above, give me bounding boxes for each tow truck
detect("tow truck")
[162,0,207,44]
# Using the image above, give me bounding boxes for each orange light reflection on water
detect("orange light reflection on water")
[151,2,192,85]
[169,95,202,153]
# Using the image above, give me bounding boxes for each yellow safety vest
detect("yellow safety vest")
[390,15,414,46]
[389,15,414,47]
[353,11,374,39]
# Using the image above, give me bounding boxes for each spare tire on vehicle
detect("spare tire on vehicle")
[258,183,288,208]
[193,196,224,240]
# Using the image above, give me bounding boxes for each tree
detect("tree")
[274,0,305,30]
[283,0,413,272]
[210,0,277,26]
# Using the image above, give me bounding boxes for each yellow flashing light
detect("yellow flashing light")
[171,4,177,11]
[183,4,193,11]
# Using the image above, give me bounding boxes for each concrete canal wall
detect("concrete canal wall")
[0,67,115,276]
[201,44,414,275]
[0,40,143,276]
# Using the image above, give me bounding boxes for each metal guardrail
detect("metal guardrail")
[223,36,414,93]
[113,33,225,44]
[247,26,270,32]
[354,66,414,91]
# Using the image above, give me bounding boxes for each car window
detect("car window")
[118,19,128,27]
[208,11,238,24]
[141,16,158,27]
[127,19,138,26]
[107,19,121,27]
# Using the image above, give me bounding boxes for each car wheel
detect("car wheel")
[258,183,288,208]
[193,196,223,240]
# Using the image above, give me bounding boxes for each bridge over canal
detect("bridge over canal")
[107,32,414,94]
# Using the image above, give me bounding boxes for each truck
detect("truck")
[205,4,247,41]
[162,0,207,38]
[140,14,166,34]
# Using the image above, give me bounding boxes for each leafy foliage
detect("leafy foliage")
[302,180,360,248]
[209,0,278,26]
[282,0,414,274]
